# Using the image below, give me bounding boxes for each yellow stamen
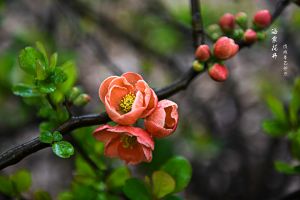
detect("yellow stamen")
[121,135,137,149]
[120,93,136,113]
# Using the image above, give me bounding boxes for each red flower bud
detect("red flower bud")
[213,36,239,60]
[219,13,235,32]
[253,10,271,29]
[208,63,229,82]
[195,44,211,62]
[244,29,257,44]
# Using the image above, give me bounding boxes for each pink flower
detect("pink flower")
[99,72,158,125]
[144,100,179,138]
[253,10,271,29]
[93,125,154,164]
[208,63,229,82]
[213,36,239,60]
[219,13,235,32]
[195,44,211,62]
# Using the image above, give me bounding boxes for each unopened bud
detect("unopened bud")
[219,13,235,33]
[192,60,205,72]
[233,29,244,40]
[244,29,257,44]
[195,44,211,62]
[208,63,229,82]
[235,12,248,30]
[257,31,266,41]
[73,94,91,106]
[68,87,81,101]
[253,10,272,29]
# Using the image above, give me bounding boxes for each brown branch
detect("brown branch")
[0,0,291,171]
[190,0,204,49]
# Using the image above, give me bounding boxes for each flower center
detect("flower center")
[119,93,136,113]
[121,135,137,149]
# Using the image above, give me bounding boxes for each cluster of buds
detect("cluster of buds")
[195,9,272,82]
[207,10,272,45]
[194,36,239,82]
[67,87,91,106]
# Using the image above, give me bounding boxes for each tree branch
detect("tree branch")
[0,0,291,171]
[190,0,204,49]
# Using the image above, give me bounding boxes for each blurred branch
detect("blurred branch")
[190,0,204,49]
[0,0,292,170]
[279,190,300,200]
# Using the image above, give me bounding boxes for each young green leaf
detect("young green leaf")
[106,166,131,191]
[12,84,41,97]
[52,141,74,158]
[163,195,183,200]
[264,95,287,123]
[262,119,288,137]
[274,161,300,174]
[0,175,14,196]
[40,131,53,144]
[35,41,49,67]
[10,170,32,193]
[51,68,67,84]
[152,171,175,198]
[34,190,52,200]
[123,178,151,200]
[38,82,56,94]
[49,53,58,70]
[161,156,192,193]
[18,47,42,75]
[53,131,63,142]
[36,60,47,81]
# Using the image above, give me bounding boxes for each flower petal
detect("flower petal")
[99,76,118,103]
[122,72,143,85]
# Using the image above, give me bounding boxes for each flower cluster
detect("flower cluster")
[93,72,178,164]
[193,9,272,82]
[207,9,271,43]
[194,36,239,82]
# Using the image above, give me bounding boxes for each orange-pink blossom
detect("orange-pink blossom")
[93,125,154,164]
[145,100,179,138]
[99,72,158,125]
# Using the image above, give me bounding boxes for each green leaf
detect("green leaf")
[36,41,49,67]
[0,175,14,196]
[262,119,288,137]
[13,84,41,97]
[289,78,300,126]
[274,161,300,174]
[106,166,131,191]
[40,131,53,144]
[57,191,73,200]
[161,156,192,193]
[10,170,32,193]
[163,195,183,200]
[53,131,63,142]
[50,68,67,84]
[49,53,58,70]
[290,129,300,160]
[152,171,175,198]
[52,141,74,158]
[36,60,47,80]
[265,95,287,123]
[38,82,56,94]
[34,190,52,200]
[123,178,151,200]
[18,47,42,75]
